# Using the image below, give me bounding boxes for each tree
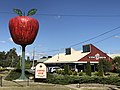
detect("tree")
[64,64,69,75]
[98,59,112,75]
[98,59,104,76]
[86,61,91,76]
[27,56,30,61]
[0,48,20,67]
[112,56,120,73]
[0,51,6,66]
[5,48,19,67]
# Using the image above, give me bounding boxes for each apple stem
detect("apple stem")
[23,12,25,16]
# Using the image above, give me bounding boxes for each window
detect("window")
[65,48,71,55]
[83,45,90,53]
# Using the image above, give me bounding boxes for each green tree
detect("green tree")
[98,59,104,76]
[112,56,120,74]
[27,56,30,61]
[16,55,21,69]
[0,51,6,66]
[86,61,91,76]
[98,59,112,75]
[64,64,69,75]
[5,48,19,67]
[25,56,32,69]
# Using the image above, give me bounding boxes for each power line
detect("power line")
[31,26,120,57]
[40,48,65,53]
[39,26,120,54]
[36,13,120,17]
[69,26,120,47]
[40,32,120,55]
[0,11,120,17]
[1,10,118,54]
[93,32,120,44]
[0,11,14,14]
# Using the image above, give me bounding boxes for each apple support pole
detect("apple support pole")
[19,45,27,80]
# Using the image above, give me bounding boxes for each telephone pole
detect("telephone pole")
[31,47,35,70]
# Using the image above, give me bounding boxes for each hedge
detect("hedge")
[5,70,120,86]
[5,69,34,81]
[42,74,120,85]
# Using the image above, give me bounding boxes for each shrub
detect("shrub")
[86,62,91,76]
[56,70,61,74]
[68,70,72,75]
[72,71,77,75]
[43,73,120,85]
[5,69,34,81]
[0,68,7,72]
[78,72,83,76]
[5,69,21,81]
[98,59,112,75]
[56,70,65,75]
[94,72,99,76]
[97,60,104,77]
[64,64,69,75]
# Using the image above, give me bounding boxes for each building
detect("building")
[108,53,120,59]
[43,44,112,72]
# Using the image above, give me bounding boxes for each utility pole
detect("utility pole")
[57,49,60,61]
[31,47,35,70]
[19,47,22,67]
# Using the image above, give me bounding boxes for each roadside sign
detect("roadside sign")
[35,63,47,79]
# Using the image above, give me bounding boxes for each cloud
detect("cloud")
[0,41,6,43]
[114,36,120,38]
[9,37,13,42]
[18,51,31,59]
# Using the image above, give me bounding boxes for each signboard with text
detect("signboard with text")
[35,63,47,79]
[88,53,106,60]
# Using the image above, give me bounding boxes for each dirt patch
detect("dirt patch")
[65,83,119,90]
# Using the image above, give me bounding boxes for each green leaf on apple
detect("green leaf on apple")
[13,9,22,16]
[27,9,37,16]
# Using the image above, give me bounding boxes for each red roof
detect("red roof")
[78,44,112,62]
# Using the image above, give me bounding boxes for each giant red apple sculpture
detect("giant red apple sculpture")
[9,9,39,46]
[8,9,39,80]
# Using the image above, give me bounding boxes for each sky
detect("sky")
[0,0,120,59]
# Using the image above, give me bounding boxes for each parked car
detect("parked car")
[48,67,62,73]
